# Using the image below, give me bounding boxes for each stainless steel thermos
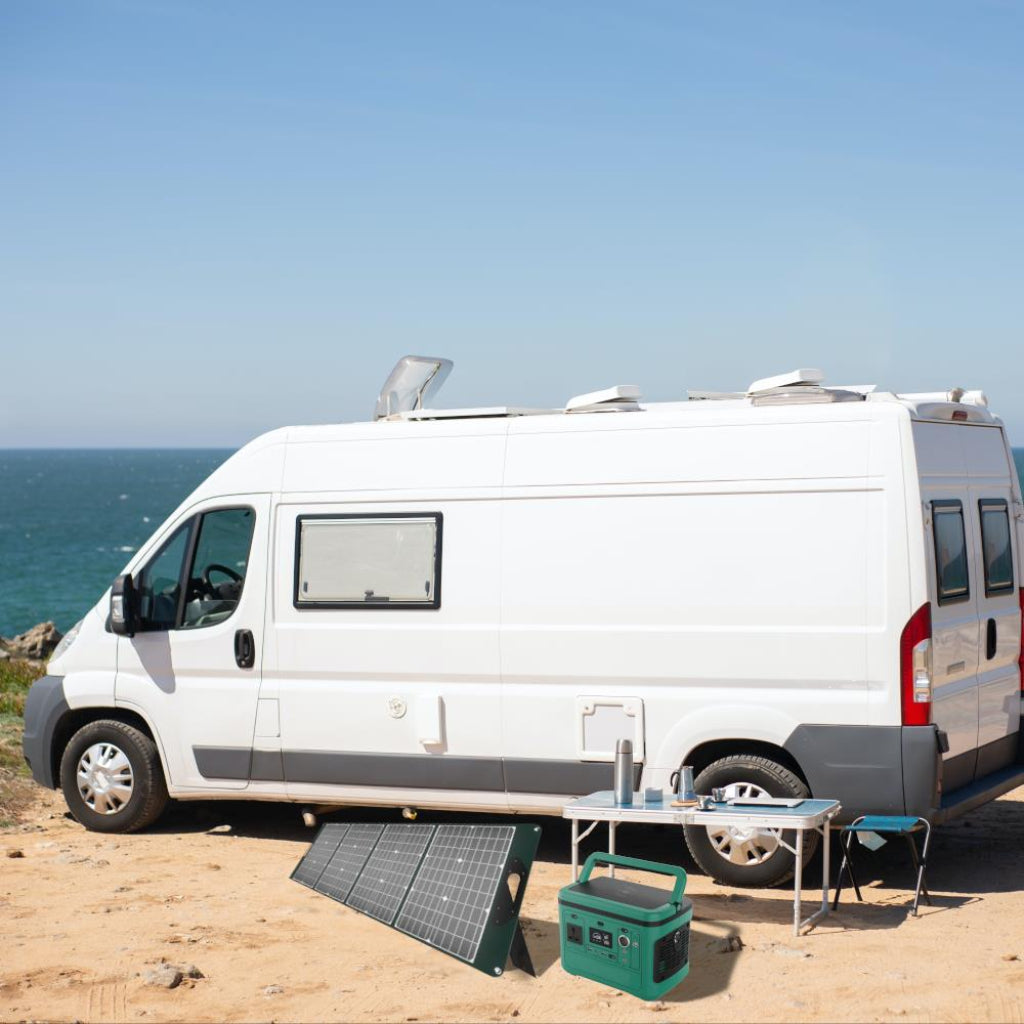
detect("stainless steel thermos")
[613,738,633,805]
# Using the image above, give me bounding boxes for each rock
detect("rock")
[142,964,183,989]
[6,849,24,859]
[0,648,8,661]
[715,935,744,954]
[181,964,204,979]
[1003,953,1020,962]
[263,984,284,996]
[3,621,63,660]
[773,945,813,959]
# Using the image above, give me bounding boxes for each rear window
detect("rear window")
[979,499,1014,595]
[932,501,969,604]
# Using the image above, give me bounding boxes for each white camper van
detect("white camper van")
[23,359,1024,886]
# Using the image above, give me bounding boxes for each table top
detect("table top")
[563,791,841,829]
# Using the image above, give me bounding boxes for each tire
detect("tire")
[59,720,169,833]
[682,754,816,888]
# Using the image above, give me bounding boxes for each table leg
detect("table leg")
[821,823,831,921]
[609,821,617,878]
[572,819,579,881]
[793,827,804,937]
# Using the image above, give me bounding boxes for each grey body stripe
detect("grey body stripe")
[283,750,507,791]
[503,757,617,795]
[251,749,285,782]
[193,746,251,781]
[192,746,633,795]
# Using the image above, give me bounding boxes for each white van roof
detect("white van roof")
[182,363,1001,507]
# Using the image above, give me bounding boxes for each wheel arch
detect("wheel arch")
[683,738,811,791]
[51,706,164,790]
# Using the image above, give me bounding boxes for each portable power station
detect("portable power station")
[558,852,692,1001]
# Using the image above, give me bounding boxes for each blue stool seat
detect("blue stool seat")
[848,815,924,834]
[833,814,933,916]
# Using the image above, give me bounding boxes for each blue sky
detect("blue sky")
[2,1,1023,445]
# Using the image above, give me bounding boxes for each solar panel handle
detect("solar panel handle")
[578,852,688,903]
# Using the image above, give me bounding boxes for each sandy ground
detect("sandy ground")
[2,787,1024,1024]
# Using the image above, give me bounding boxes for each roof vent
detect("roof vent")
[374,355,453,420]
[565,385,642,414]
[747,368,825,395]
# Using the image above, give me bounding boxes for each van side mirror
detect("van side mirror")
[110,573,139,636]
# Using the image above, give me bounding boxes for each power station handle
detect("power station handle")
[234,629,256,669]
[578,852,687,903]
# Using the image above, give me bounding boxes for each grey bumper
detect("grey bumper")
[21,675,68,789]
[785,723,942,823]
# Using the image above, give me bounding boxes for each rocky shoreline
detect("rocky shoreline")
[0,621,62,669]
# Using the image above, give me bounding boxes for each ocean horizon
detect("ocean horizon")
[2,446,1023,638]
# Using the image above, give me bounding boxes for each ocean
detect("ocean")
[0,450,232,637]
[1,447,1023,638]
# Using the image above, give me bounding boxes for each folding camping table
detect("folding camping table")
[563,792,841,936]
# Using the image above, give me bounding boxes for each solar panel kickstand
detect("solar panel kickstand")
[491,854,536,977]
[508,920,536,977]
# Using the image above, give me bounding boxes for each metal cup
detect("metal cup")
[712,787,726,803]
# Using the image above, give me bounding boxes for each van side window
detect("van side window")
[294,513,442,609]
[136,522,191,630]
[181,508,256,629]
[135,507,255,631]
[932,501,969,604]
[979,499,1014,596]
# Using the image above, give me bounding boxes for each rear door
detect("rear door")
[915,422,981,792]
[927,496,981,790]
[964,426,1021,778]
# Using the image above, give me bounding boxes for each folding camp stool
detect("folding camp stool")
[832,815,932,916]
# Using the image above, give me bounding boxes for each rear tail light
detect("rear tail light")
[901,603,933,726]
[1018,588,1024,691]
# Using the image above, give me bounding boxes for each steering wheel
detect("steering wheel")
[202,563,243,593]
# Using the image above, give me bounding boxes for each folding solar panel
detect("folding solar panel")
[291,821,541,976]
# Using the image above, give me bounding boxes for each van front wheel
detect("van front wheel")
[682,754,816,888]
[60,720,169,833]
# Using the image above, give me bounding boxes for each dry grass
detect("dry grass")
[0,658,43,826]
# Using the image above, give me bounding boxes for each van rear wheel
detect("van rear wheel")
[60,720,168,833]
[682,754,816,887]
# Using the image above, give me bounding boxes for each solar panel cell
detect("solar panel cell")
[395,824,514,964]
[347,824,436,924]
[315,823,385,902]
[290,823,349,889]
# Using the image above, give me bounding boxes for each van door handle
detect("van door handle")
[234,629,256,669]
[986,618,997,661]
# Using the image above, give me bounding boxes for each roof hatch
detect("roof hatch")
[565,385,642,414]
[374,355,453,421]
[747,368,825,394]
[745,367,866,406]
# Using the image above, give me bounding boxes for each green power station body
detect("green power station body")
[559,853,692,1000]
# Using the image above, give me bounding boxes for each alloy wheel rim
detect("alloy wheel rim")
[705,781,780,866]
[77,742,134,815]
